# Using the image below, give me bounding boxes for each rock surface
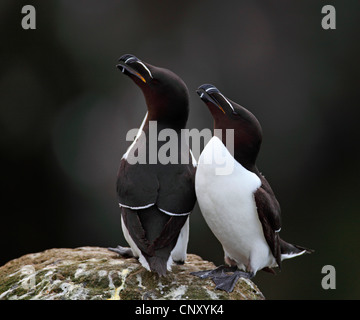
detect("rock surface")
[0,246,264,300]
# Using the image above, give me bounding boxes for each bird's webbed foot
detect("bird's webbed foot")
[108,245,135,259]
[191,265,254,293]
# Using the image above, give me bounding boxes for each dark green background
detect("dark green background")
[1,0,359,299]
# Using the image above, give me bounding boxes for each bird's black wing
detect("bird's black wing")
[254,184,282,269]
[117,158,159,208]
[156,162,196,214]
[117,153,196,275]
[121,205,188,275]
[117,153,196,214]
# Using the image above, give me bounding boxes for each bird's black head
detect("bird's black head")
[117,54,189,129]
[197,84,262,169]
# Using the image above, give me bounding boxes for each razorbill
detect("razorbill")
[109,54,196,276]
[192,84,312,292]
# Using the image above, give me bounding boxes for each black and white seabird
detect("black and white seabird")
[192,84,312,292]
[109,54,196,276]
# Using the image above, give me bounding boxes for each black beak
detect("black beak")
[196,84,226,114]
[116,54,148,83]
[197,84,238,116]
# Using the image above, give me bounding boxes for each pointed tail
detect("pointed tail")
[145,255,169,276]
[280,238,314,261]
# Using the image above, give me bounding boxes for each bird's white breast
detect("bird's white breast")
[195,136,275,273]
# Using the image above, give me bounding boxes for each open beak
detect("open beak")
[116,54,150,84]
[196,84,226,114]
[197,84,238,116]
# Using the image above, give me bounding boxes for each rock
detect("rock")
[0,247,264,300]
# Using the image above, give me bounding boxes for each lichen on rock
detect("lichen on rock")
[0,246,264,300]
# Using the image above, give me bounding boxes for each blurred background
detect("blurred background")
[1,0,359,299]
